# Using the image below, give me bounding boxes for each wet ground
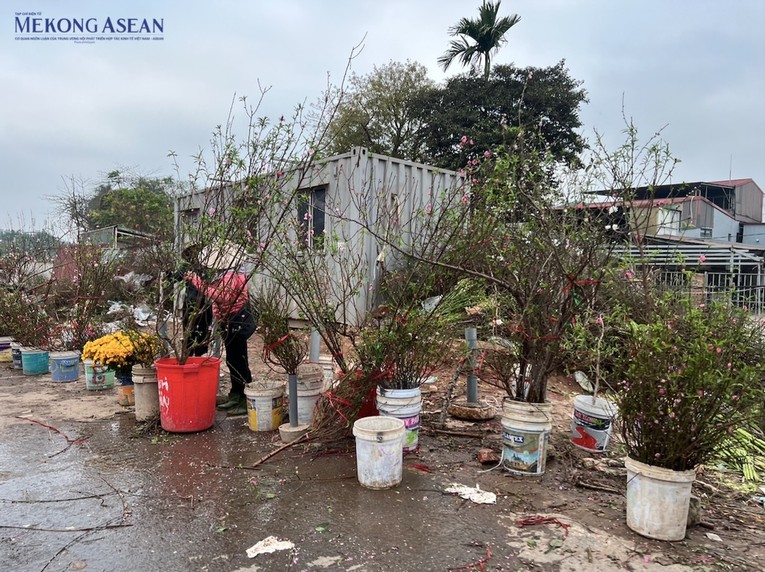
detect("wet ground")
[1,362,764,572]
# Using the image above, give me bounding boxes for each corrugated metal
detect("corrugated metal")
[176,147,465,325]
[735,180,763,223]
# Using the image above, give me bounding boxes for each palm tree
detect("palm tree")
[438,1,521,79]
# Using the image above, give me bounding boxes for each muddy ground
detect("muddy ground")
[1,343,764,572]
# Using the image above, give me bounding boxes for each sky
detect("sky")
[2,0,764,233]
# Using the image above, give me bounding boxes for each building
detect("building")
[175,147,465,323]
[584,178,765,311]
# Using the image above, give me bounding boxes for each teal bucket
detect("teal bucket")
[21,349,50,376]
[50,351,81,382]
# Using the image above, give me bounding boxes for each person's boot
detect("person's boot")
[226,397,248,416]
[217,394,244,410]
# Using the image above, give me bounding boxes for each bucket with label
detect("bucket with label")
[570,395,617,452]
[244,383,284,432]
[375,386,422,453]
[0,337,13,363]
[501,399,553,476]
[21,348,50,376]
[49,351,81,382]
[83,360,115,390]
[353,416,405,489]
[11,342,22,369]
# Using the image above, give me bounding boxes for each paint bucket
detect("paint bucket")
[21,348,50,376]
[625,456,696,541]
[83,360,116,390]
[375,386,422,453]
[115,373,135,406]
[132,366,160,422]
[316,356,336,387]
[11,342,22,369]
[353,415,405,489]
[49,351,81,382]
[155,357,221,433]
[501,399,553,476]
[570,395,617,452]
[288,376,323,426]
[0,337,13,363]
[244,383,284,432]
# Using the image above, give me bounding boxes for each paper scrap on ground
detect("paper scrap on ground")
[246,536,295,558]
[445,483,496,504]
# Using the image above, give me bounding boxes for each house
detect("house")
[174,147,465,324]
[584,178,765,311]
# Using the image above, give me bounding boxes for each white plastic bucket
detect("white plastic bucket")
[501,399,553,476]
[376,387,422,453]
[570,395,617,452]
[132,366,160,422]
[625,456,696,541]
[245,384,284,432]
[353,416,405,489]
[292,379,322,426]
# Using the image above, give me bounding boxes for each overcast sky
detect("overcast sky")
[2,0,764,232]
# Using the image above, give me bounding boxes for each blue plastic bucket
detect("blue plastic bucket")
[49,351,81,382]
[21,349,50,376]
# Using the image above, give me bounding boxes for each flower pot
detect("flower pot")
[376,386,422,453]
[49,351,81,383]
[244,383,284,432]
[21,348,50,376]
[625,456,696,541]
[83,360,115,390]
[501,399,553,476]
[570,395,617,452]
[353,415,405,489]
[132,365,160,422]
[115,372,135,406]
[155,357,221,433]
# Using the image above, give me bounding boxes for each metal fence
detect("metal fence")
[654,270,765,314]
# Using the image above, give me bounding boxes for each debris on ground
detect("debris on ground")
[246,536,295,558]
[477,448,500,465]
[444,483,497,504]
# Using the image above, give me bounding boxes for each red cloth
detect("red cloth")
[190,271,249,320]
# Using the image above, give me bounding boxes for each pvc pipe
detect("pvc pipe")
[466,327,478,403]
[310,329,320,362]
[288,373,299,427]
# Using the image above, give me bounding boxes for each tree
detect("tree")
[438,0,521,79]
[53,170,176,239]
[413,61,587,171]
[323,60,435,160]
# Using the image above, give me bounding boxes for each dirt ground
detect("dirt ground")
[1,339,764,571]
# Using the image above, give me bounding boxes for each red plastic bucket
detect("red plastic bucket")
[155,357,221,433]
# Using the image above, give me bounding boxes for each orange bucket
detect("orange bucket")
[155,357,221,433]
